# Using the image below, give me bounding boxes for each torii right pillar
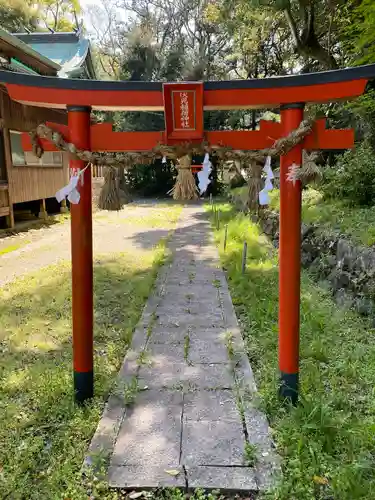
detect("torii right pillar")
[278,103,304,405]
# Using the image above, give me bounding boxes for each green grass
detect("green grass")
[244,442,258,467]
[270,188,375,246]
[232,186,375,246]
[96,205,182,228]
[209,202,375,500]
[0,243,168,499]
[0,241,30,256]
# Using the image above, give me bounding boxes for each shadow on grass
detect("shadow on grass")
[0,250,164,499]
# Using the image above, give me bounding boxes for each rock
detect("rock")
[356,298,374,316]
[301,223,314,240]
[330,270,351,291]
[335,289,354,310]
[328,238,339,254]
[301,252,314,267]
[301,241,319,264]
[309,258,324,277]
[326,255,337,267]
[337,239,351,262]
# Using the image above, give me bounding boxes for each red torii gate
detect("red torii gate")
[2,64,375,404]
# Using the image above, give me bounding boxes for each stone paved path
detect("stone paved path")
[88,204,279,493]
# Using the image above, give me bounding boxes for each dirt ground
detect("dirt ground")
[0,201,182,286]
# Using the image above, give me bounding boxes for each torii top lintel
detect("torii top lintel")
[1,64,375,111]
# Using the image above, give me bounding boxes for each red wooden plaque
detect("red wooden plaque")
[163,82,204,143]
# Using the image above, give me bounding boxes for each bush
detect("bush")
[124,157,224,198]
[322,142,375,206]
[125,160,177,197]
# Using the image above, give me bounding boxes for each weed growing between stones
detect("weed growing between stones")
[184,334,190,362]
[244,442,258,467]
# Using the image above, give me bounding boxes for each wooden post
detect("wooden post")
[241,241,247,274]
[67,105,93,404]
[278,103,304,405]
[5,208,14,229]
[38,198,48,220]
[224,224,228,252]
[60,199,69,213]
[216,209,220,230]
[1,128,15,229]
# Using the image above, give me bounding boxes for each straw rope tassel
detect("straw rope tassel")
[169,154,199,200]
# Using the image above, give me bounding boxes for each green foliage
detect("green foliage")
[209,203,375,499]
[40,0,81,31]
[0,0,38,32]
[345,0,375,65]
[322,142,375,206]
[267,187,375,246]
[125,160,177,197]
[244,442,258,466]
[0,0,81,33]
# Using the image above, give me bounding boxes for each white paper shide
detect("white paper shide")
[55,165,89,205]
[197,153,212,196]
[259,156,274,206]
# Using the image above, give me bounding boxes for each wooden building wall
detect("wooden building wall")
[9,161,69,204]
[0,88,69,219]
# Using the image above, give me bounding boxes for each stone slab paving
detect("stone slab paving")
[87,204,280,493]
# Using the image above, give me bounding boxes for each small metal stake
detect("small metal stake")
[224,224,228,251]
[242,242,247,274]
[216,209,220,230]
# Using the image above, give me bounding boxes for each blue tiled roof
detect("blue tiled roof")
[14,32,95,79]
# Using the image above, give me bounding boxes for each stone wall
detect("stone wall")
[230,192,375,321]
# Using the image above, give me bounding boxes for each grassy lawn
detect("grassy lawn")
[95,204,183,229]
[0,241,30,256]
[97,212,182,228]
[232,186,375,246]
[0,243,168,499]
[209,203,375,500]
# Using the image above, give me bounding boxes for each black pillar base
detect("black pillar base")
[279,371,299,406]
[74,371,94,404]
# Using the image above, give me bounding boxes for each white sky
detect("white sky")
[80,0,128,39]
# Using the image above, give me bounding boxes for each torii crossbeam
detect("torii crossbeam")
[2,64,375,405]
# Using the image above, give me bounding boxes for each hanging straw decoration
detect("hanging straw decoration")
[246,160,264,211]
[286,152,322,186]
[29,118,316,208]
[98,168,122,211]
[168,155,199,200]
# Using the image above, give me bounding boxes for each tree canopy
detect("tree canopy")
[0,0,81,33]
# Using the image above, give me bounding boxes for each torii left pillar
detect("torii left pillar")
[67,105,93,404]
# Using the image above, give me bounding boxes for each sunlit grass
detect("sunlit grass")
[209,202,375,500]
[0,241,29,256]
[232,186,375,246]
[0,243,168,499]
[269,188,375,246]
[96,205,182,228]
